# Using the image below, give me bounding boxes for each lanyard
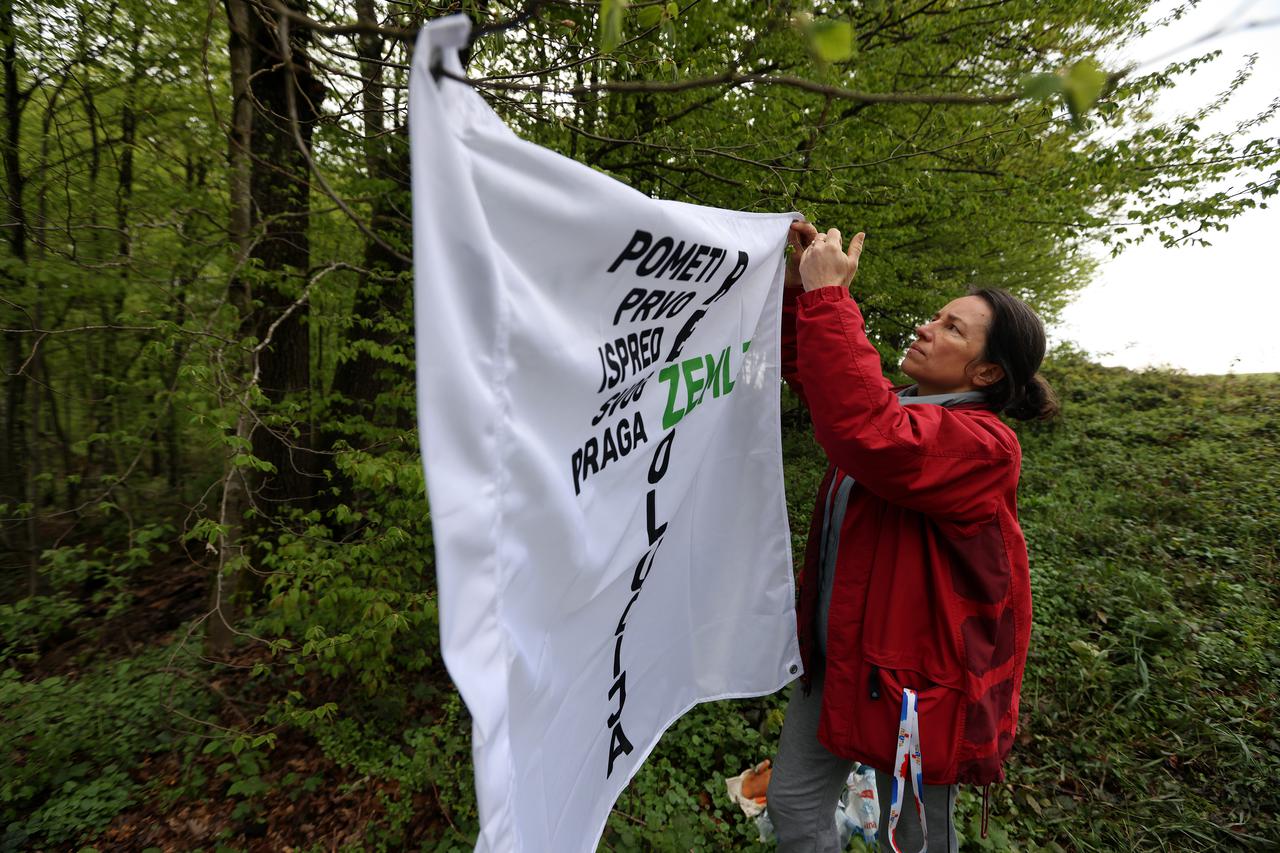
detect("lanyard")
[887,687,927,853]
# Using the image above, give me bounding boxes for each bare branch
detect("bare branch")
[265,0,416,42]
[1132,14,1280,73]
[276,10,412,266]
[265,0,555,45]
[446,67,1024,105]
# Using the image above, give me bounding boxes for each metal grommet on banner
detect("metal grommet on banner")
[789,664,798,675]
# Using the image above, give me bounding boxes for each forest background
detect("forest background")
[2,0,1278,850]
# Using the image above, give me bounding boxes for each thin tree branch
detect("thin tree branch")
[276,11,412,266]
[265,0,550,44]
[448,67,1025,105]
[266,0,416,42]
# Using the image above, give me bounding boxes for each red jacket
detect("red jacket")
[782,285,1032,786]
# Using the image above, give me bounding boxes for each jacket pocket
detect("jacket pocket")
[874,666,963,785]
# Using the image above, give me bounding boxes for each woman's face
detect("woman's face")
[900,295,1003,395]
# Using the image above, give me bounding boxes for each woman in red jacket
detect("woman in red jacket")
[768,221,1058,853]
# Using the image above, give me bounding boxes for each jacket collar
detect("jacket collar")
[897,386,988,408]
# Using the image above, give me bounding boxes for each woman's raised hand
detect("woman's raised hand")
[786,219,818,289]
[798,228,865,292]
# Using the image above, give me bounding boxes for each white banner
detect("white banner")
[411,17,802,852]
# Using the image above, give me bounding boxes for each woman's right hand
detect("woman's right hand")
[799,228,865,292]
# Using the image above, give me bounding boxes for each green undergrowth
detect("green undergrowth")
[0,644,214,850]
[1001,354,1280,850]
[6,357,1278,850]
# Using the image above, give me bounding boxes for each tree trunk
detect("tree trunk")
[164,154,202,493]
[208,0,259,656]
[209,0,322,653]
[226,0,253,319]
[327,0,410,437]
[244,0,319,512]
[0,0,38,595]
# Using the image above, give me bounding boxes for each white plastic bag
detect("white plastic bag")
[842,763,880,845]
[726,760,881,847]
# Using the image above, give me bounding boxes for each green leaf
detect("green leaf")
[598,0,629,53]
[1063,57,1109,120]
[1020,72,1063,100]
[636,5,662,28]
[1069,638,1103,660]
[809,19,854,63]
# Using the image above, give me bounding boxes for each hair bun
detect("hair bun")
[1004,373,1059,421]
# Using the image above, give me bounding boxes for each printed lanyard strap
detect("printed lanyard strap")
[887,687,927,853]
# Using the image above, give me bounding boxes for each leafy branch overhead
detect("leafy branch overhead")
[591,6,1212,125]
[1022,58,1116,128]
[488,3,1121,114]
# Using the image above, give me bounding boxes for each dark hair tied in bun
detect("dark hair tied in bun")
[970,288,1060,421]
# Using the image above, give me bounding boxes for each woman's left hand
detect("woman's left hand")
[799,228,865,292]
[785,219,818,289]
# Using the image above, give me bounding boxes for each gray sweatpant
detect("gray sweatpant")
[769,668,960,852]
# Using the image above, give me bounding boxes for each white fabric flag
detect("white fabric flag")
[411,16,802,853]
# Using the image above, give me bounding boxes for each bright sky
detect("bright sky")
[1053,0,1280,374]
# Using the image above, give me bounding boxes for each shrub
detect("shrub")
[0,646,213,849]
